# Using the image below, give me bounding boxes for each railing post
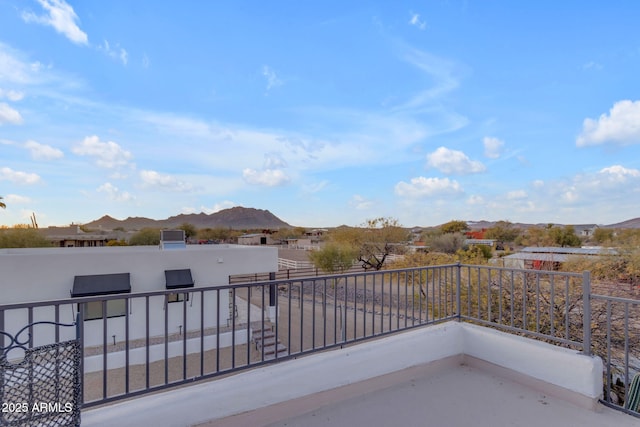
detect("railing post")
[582,270,591,356]
[456,262,461,321]
[268,272,277,322]
[0,309,4,351]
[76,307,85,407]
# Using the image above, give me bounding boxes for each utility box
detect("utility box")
[160,230,186,250]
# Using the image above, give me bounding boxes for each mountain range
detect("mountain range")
[82,206,640,232]
[465,217,640,230]
[84,207,292,231]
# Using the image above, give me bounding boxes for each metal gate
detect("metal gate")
[1,322,81,427]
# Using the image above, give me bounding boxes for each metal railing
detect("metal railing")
[591,294,640,415]
[457,265,588,352]
[229,264,363,283]
[0,263,638,417]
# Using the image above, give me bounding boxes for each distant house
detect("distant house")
[286,238,313,250]
[465,229,488,240]
[499,246,616,271]
[464,238,496,248]
[407,243,430,254]
[238,233,276,246]
[305,229,327,238]
[39,225,127,248]
[575,224,599,237]
[409,227,423,243]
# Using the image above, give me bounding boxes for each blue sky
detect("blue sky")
[1,1,640,228]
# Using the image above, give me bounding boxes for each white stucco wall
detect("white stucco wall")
[0,244,276,303]
[459,322,603,399]
[0,245,277,350]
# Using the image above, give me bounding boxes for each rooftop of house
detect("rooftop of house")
[0,243,271,255]
[520,246,617,255]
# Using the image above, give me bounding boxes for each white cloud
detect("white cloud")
[599,165,640,181]
[0,103,23,125]
[467,195,484,205]
[562,188,579,203]
[0,43,57,87]
[409,12,426,30]
[262,65,283,92]
[506,190,527,200]
[349,195,374,210]
[0,167,41,184]
[0,46,32,84]
[4,194,32,204]
[0,89,24,101]
[527,164,640,215]
[263,153,287,169]
[394,176,462,198]
[394,47,461,112]
[98,40,128,65]
[576,100,640,146]
[532,180,545,188]
[22,0,88,45]
[301,180,329,194]
[24,140,64,160]
[242,168,290,186]
[241,154,291,187]
[181,202,239,215]
[142,54,150,68]
[72,136,133,169]
[135,104,431,174]
[120,49,128,66]
[483,137,504,159]
[210,201,238,213]
[182,201,238,215]
[426,146,485,175]
[30,61,43,73]
[139,170,194,192]
[582,61,603,71]
[97,182,134,202]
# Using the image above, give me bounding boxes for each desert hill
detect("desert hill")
[84,207,291,231]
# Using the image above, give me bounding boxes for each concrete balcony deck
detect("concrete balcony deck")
[83,322,639,427]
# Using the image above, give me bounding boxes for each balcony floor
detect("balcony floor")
[203,362,639,427]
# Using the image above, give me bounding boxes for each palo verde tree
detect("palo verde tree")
[328,217,408,271]
[549,225,581,247]
[428,232,467,254]
[197,227,240,243]
[591,227,615,245]
[516,224,581,248]
[358,217,408,270]
[420,220,469,255]
[0,226,52,248]
[178,222,197,240]
[128,227,162,246]
[484,220,521,245]
[515,225,557,247]
[440,220,469,234]
[308,242,358,274]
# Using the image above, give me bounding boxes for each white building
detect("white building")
[237,233,276,245]
[0,244,277,370]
